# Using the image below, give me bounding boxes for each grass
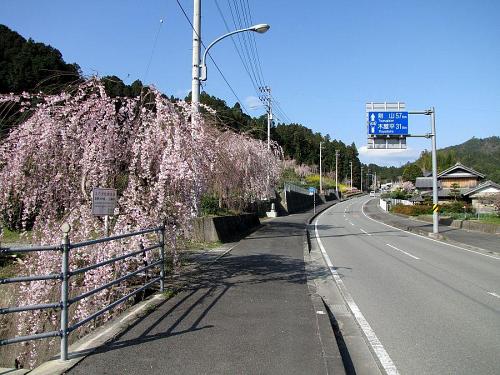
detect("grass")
[161,288,177,300]
[0,260,19,279]
[1,228,32,244]
[181,239,222,251]
[475,214,500,225]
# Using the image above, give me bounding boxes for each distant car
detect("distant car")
[369,191,376,197]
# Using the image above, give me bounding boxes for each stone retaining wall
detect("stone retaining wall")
[418,215,500,235]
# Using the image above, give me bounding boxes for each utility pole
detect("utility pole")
[335,150,339,196]
[350,161,353,191]
[361,166,363,192]
[259,86,272,149]
[319,142,323,194]
[191,0,201,116]
[374,171,377,191]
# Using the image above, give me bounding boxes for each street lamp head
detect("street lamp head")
[250,23,270,33]
[200,23,270,82]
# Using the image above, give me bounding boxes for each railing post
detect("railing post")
[60,223,71,361]
[159,226,165,292]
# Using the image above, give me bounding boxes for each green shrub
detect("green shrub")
[441,201,470,214]
[391,204,433,216]
[200,194,220,216]
[390,188,408,199]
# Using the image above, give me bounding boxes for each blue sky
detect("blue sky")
[1,0,499,166]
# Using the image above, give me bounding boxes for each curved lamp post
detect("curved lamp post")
[199,23,270,81]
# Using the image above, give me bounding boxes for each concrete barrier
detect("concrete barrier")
[190,213,260,243]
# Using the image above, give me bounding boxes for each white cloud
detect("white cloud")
[359,145,421,166]
[244,96,264,111]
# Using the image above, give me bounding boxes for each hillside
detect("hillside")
[417,136,500,182]
[370,136,500,183]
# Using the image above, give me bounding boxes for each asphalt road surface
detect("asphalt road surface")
[315,196,500,375]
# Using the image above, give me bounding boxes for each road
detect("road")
[315,196,500,375]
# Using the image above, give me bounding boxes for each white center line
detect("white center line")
[350,222,355,226]
[360,228,371,236]
[386,243,420,260]
[487,292,500,299]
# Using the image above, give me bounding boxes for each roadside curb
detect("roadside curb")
[303,237,345,375]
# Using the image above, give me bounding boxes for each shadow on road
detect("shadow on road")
[68,250,332,362]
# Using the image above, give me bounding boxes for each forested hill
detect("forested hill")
[369,136,500,184]
[0,25,81,93]
[421,136,500,182]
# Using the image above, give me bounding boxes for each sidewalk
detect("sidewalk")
[66,207,341,374]
[364,199,500,255]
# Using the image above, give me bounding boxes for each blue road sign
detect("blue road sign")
[308,187,317,195]
[368,111,409,135]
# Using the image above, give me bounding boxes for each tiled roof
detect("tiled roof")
[415,177,441,189]
[437,162,485,179]
[462,180,500,196]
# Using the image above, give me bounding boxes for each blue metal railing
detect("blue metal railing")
[0,225,166,360]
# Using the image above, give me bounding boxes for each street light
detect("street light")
[199,24,270,82]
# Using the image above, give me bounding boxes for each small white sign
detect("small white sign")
[92,188,117,216]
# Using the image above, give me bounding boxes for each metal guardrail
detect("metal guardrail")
[283,182,310,195]
[0,225,166,360]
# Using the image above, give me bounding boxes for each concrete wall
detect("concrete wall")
[281,190,316,214]
[380,199,389,211]
[190,213,260,243]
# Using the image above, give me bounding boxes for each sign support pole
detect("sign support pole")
[104,215,110,236]
[430,107,439,234]
[407,109,439,234]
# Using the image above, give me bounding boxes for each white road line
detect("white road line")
[487,292,500,299]
[350,222,355,226]
[386,243,420,260]
[361,200,500,261]
[360,228,371,236]
[315,211,399,375]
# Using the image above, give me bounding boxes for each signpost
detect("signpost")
[309,187,317,214]
[366,102,407,150]
[92,188,117,236]
[365,102,439,235]
[367,111,408,135]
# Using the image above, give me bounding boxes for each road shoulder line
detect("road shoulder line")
[314,207,399,375]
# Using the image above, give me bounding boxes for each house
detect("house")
[415,162,486,201]
[462,180,500,213]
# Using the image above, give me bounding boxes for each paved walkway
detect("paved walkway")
[68,208,338,374]
[364,199,500,254]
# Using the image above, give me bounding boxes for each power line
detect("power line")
[214,0,259,92]
[143,18,164,83]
